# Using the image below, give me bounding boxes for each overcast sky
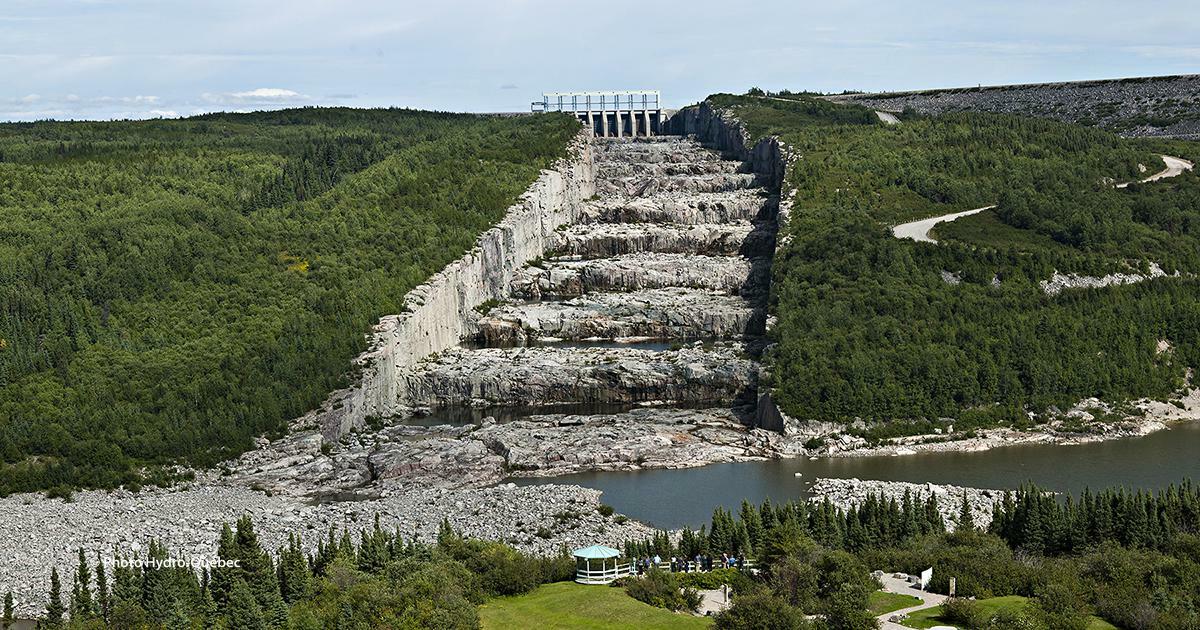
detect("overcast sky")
[2,0,1198,121]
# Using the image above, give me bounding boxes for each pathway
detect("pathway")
[892,154,1192,243]
[891,205,995,243]
[876,574,947,630]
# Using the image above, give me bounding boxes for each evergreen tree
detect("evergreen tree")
[277,534,311,604]
[225,579,266,630]
[95,556,110,622]
[69,547,93,620]
[2,592,13,630]
[45,567,65,629]
[956,491,975,532]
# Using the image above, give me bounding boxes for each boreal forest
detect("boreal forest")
[706,95,1200,432]
[0,108,577,494]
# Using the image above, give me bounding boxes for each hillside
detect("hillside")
[704,94,1200,432]
[0,108,578,494]
[823,74,1200,138]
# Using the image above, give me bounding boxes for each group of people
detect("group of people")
[632,552,746,575]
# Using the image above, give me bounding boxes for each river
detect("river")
[514,422,1200,529]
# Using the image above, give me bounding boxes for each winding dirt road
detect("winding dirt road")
[893,155,1193,243]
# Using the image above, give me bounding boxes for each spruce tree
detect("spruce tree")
[95,556,110,622]
[956,491,975,531]
[3,591,13,630]
[70,547,93,620]
[45,567,65,629]
[225,579,266,630]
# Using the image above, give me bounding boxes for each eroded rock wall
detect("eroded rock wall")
[301,127,597,439]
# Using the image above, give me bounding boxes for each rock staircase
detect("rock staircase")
[405,136,778,426]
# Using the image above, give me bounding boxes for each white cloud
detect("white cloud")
[201,88,311,105]
[230,87,303,99]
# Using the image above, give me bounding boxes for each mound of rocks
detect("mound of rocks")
[808,477,1010,530]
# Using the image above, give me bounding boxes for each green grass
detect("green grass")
[868,590,922,615]
[901,596,1118,629]
[479,582,712,630]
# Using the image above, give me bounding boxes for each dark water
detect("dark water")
[514,422,1200,529]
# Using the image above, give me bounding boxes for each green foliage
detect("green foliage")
[704,94,1200,425]
[0,108,578,493]
[2,591,13,629]
[622,568,702,613]
[45,567,64,628]
[713,589,817,630]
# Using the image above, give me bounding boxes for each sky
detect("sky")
[1,0,1198,121]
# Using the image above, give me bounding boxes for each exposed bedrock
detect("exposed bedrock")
[596,160,745,179]
[551,221,764,258]
[510,253,765,299]
[402,344,757,409]
[579,191,776,225]
[476,288,764,344]
[596,172,760,197]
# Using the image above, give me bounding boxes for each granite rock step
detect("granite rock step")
[551,222,760,258]
[403,344,757,410]
[579,191,776,225]
[476,287,764,344]
[510,253,766,299]
[596,161,745,179]
[597,173,760,197]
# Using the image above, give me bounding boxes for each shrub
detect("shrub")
[624,568,701,613]
[941,597,985,628]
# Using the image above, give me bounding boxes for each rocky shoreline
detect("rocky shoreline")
[808,478,1008,531]
[0,482,655,618]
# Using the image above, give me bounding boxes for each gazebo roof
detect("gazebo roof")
[572,544,621,559]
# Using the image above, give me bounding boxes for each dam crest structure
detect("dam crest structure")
[533,90,666,138]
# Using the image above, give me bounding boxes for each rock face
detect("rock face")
[808,477,1009,531]
[477,288,763,344]
[403,344,758,410]
[511,253,764,299]
[824,74,1200,138]
[580,191,774,225]
[551,221,759,258]
[297,127,598,439]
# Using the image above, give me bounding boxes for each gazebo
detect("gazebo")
[572,544,631,584]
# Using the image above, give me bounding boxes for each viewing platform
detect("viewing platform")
[533,90,664,138]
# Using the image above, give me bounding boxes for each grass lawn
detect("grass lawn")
[868,590,922,615]
[901,595,1118,629]
[479,581,713,630]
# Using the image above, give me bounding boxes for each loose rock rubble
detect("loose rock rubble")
[0,482,653,618]
[826,75,1200,137]
[808,478,1008,530]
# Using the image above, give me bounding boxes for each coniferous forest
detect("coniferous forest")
[0,109,578,494]
[709,94,1200,430]
[17,480,1198,629]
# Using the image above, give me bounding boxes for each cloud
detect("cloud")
[201,88,311,105]
[230,87,303,99]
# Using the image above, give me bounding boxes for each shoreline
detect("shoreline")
[811,388,1199,460]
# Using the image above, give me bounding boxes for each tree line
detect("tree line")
[0,108,579,494]
[704,94,1200,430]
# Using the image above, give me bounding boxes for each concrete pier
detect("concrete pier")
[532,90,662,138]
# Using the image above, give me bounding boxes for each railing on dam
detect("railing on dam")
[532,90,661,113]
[532,90,664,138]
